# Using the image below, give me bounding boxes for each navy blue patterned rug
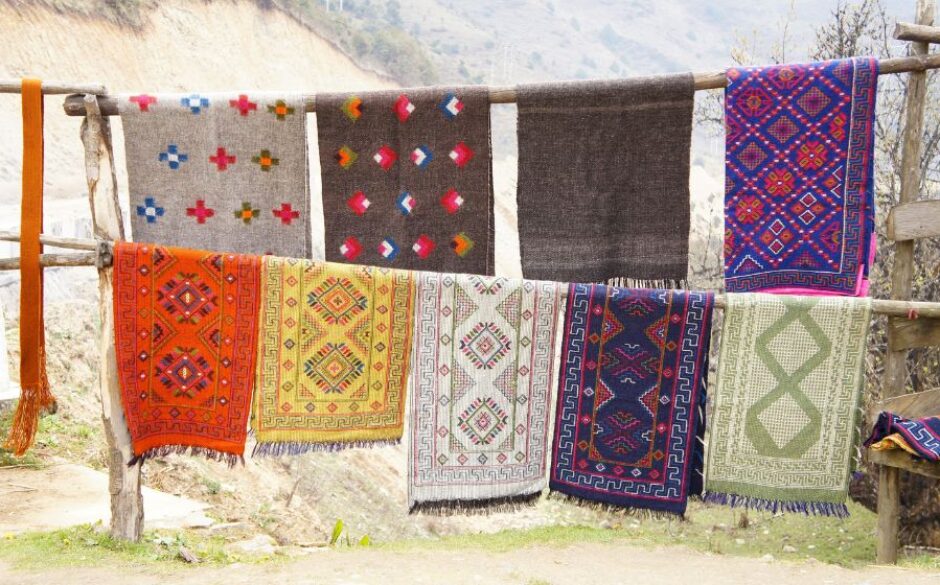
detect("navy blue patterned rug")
[866,411,940,462]
[550,285,713,516]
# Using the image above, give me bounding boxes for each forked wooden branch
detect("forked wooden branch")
[81,92,143,542]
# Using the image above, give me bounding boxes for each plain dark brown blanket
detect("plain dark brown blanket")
[516,74,695,283]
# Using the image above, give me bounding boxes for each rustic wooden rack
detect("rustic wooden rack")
[2,0,940,564]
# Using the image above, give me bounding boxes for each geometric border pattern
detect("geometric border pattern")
[550,285,713,515]
[408,273,562,508]
[724,58,878,295]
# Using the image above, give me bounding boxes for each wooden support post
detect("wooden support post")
[80,94,143,541]
[877,0,935,565]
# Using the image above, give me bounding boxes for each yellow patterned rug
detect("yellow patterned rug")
[252,257,414,454]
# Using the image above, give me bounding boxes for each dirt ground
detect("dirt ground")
[2,542,938,585]
[0,464,212,534]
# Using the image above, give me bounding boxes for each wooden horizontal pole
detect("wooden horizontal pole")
[0,235,937,319]
[0,231,99,251]
[61,52,940,117]
[887,199,940,241]
[869,448,940,479]
[888,315,940,350]
[878,387,940,420]
[0,252,97,269]
[895,21,940,43]
[0,80,106,95]
[711,296,940,319]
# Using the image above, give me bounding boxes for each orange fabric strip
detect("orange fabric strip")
[6,78,53,456]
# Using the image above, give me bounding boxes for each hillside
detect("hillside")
[0,0,393,209]
[0,0,398,310]
[0,0,609,545]
[272,0,906,85]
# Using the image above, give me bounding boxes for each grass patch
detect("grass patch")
[0,408,43,469]
[0,525,240,570]
[380,500,940,571]
[0,405,102,469]
[1,504,939,572]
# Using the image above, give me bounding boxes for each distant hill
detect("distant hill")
[279,0,909,86]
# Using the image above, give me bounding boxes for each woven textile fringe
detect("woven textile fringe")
[703,492,849,519]
[606,277,687,290]
[113,243,260,463]
[252,438,400,457]
[547,491,688,520]
[703,294,870,518]
[5,373,55,456]
[128,445,244,467]
[409,492,542,516]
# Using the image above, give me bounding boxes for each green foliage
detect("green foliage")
[0,525,232,569]
[250,503,279,531]
[7,0,438,84]
[5,0,157,29]
[0,404,102,468]
[329,519,344,546]
[202,477,222,495]
[327,518,371,548]
[0,408,42,469]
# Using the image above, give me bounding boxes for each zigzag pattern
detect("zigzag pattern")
[550,285,713,515]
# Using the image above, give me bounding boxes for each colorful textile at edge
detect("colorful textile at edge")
[317,87,494,274]
[113,242,261,463]
[724,58,878,296]
[118,92,311,258]
[704,293,872,517]
[252,258,414,453]
[550,285,713,516]
[409,273,562,512]
[865,411,940,462]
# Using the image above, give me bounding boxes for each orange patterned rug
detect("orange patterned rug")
[113,242,261,464]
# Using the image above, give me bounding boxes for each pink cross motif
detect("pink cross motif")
[186,199,215,224]
[129,94,157,112]
[229,94,258,116]
[272,203,300,225]
[209,147,236,170]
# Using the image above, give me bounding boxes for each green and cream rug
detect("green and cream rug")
[704,293,872,517]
